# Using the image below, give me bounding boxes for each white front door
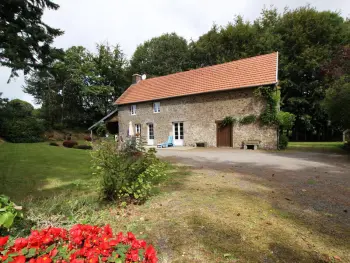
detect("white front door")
[147,123,154,145]
[173,122,184,146]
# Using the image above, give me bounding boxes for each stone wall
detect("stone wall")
[118,87,277,149]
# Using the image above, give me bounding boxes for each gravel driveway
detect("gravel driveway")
[157,148,350,239]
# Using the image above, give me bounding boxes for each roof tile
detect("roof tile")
[116,52,278,105]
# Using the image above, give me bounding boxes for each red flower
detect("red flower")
[13,255,26,263]
[36,255,52,263]
[145,245,157,263]
[49,248,58,258]
[29,258,36,263]
[0,236,9,247]
[88,257,99,263]
[14,238,28,251]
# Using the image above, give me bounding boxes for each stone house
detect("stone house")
[115,52,279,149]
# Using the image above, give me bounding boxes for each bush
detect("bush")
[84,135,92,141]
[239,115,257,125]
[0,224,158,263]
[279,134,289,150]
[91,141,167,202]
[0,117,44,143]
[62,140,78,148]
[0,195,23,231]
[74,144,93,150]
[49,142,59,147]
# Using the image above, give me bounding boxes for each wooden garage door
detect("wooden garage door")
[217,122,232,147]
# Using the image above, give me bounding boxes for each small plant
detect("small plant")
[49,142,59,147]
[74,144,93,150]
[0,224,158,263]
[239,115,257,125]
[278,134,289,150]
[221,116,236,127]
[84,135,92,141]
[0,195,23,230]
[62,140,78,148]
[91,141,167,202]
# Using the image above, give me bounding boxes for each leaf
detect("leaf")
[26,248,37,258]
[224,253,232,258]
[45,244,56,253]
[0,212,15,228]
[21,248,29,255]
[3,257,13,263]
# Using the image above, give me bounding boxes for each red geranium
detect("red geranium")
[0,224,157,263]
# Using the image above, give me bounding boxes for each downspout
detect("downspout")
[276,51,279,149]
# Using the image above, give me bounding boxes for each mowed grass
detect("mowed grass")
[288,141,346,153]
[0,142,93,201]
[1,143,348,262]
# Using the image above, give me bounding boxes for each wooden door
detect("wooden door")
[217,122,232,147]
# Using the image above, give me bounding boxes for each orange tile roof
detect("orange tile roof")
[116,52,278,105]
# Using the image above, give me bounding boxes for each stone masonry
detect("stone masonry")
[118,87,278,149]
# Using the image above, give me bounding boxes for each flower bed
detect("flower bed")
[0,224,157,263]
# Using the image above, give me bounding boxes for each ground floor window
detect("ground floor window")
[135,124,141,136]
[148,123,154,139]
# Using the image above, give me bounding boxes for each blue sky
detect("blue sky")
[1,0,349,106]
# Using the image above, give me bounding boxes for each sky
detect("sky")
[1,0,349,106]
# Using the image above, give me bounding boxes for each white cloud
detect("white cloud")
[1,0,349,105]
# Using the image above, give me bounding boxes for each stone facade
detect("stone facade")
[118,87,277,149]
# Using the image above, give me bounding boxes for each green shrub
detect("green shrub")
[91,141,167,202]
[221,116,236,127]
[0,195,23,230]
[74,144,93,150]
[240,115,257,125]
[49,142,59,146]
[0,117,44,143]
[278,134,289,150]
[277,111,296,130]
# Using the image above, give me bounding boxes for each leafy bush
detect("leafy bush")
[0,117,44,143]
[221,116,236,127]
[84,135,92,141]
[239,115,257,125]
[62,140,78,148]
[74,145,93,150]
[49,142,59,147]
[277,111,296,130]
[0,224,158,263]
[91,141,167,202]
[279,134,289,150]
[0,195,23,230]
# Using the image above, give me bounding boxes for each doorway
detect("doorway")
[147,123,154,145]
[216,122,232,147]
[173,122,184,146]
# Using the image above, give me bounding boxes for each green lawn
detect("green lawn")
[288,141,345,153]
[0,142,93,202]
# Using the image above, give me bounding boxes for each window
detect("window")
[130,105,136,115]
[148,123,154,139]
[135,124,141,135]
[153,102,160,113]
[174,122,184,140]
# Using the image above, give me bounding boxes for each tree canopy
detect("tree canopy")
[0,0,64,78]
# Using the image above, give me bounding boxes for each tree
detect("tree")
[324,77,350,130]
[129,33,189,77]
[0,0,64,78]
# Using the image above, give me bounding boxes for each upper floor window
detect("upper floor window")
[130,105,136,115]
[153,102,160,113]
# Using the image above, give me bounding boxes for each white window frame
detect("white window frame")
[135,124,141,135]
[130,105,136,115]
[153,102,160,113]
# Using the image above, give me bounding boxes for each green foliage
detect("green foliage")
[0,0,64,78]
[278,134,289,150]
[324,77,350,130]
[0,195,23,230]
[91,141,168,202]
[96,123,107,136]
[221,116,236,127]
[130,33,190,77]
[1,117,44,143]
[254,86,279,126]
[74,145,93,150]
[277,111,296,130]
[239,115,257,125]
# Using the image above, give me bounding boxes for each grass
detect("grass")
[288,141,346,153]
[1,142,349,262]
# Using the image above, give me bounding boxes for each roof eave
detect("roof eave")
[115,81,277,106]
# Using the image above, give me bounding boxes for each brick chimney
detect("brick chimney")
[132,74,142,84]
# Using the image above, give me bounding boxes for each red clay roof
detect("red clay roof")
[116,52,278,105]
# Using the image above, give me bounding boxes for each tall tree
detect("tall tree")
[0,0,64,78]
[129,33,189,77]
